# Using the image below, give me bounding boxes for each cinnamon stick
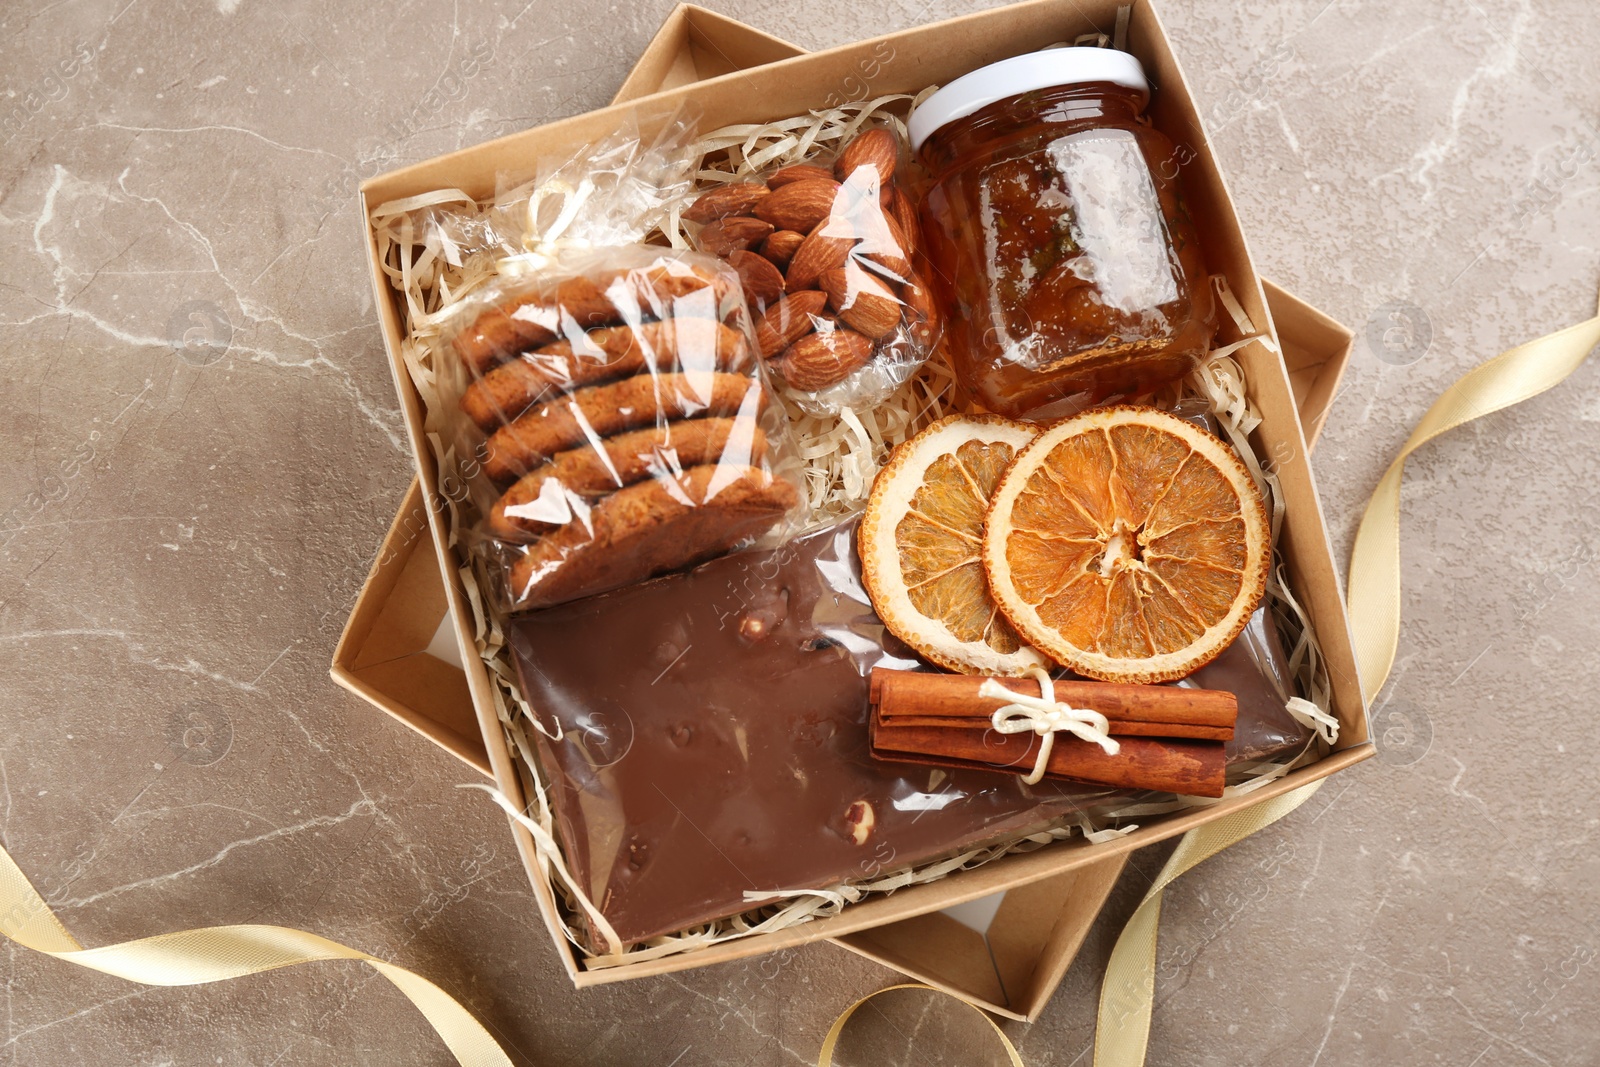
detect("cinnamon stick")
[868,668,1236,741]
[866,668,1238,798]
[870,723,1227,797]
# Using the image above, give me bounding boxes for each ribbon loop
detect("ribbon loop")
[817,983,1025,1067]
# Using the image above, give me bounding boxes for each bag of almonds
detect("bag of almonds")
[681,125,941,416]
[435,244,805,614]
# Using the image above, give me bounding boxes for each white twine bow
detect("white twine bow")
[492,177,597,277]
[981,667,1120,785]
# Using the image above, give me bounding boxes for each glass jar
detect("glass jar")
[911,48,1216,417]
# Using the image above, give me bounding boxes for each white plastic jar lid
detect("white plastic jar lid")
[908,47,1150,153]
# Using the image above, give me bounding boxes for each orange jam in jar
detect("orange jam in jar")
[910,48,1215,417]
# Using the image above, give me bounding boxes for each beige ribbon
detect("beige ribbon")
[1345,287,1600,698]
[1091,779,1324,1066]
[0,843,512,1066]
[818,983,1025,1066]
[1089,283,1600,1066]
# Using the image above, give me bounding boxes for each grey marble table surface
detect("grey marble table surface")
[2,0,1597,1063]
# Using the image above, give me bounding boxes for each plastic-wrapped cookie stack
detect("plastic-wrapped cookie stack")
[442,248,802,612]
[683,127,941,415]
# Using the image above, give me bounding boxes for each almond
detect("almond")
[684,181,770,224]
[777,326,876,391]
[856,212,914,281]
[754,290,828,358]
[901,277,941,348]
[785,219,857,291]
[828,171,890,236]
[819,264,904,341]
[768,164,835,189]
[888,189,919,253]
[753,179,840,234]
[843,799,876,845]
[834,129,897,186]
[760,229,805,270]
[727,249,785,312]
[696,215,774,257]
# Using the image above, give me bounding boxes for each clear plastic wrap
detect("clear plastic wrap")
[438,246,804,613]
[505,515,1311,951]
[423,118,806,614]
[681,124,940,417]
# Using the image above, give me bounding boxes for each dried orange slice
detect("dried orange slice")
[983,406,1270,684]
[859,415,1051,675]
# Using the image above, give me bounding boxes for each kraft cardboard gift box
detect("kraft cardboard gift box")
[334,0,1369,1016]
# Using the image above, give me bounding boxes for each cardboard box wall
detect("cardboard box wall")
[340,0,1370,1007]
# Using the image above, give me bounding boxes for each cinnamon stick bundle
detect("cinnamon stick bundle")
[868,668,1239,798]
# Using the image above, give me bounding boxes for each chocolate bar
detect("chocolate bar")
[506,522,1106,948]
[507,519,1314,949]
